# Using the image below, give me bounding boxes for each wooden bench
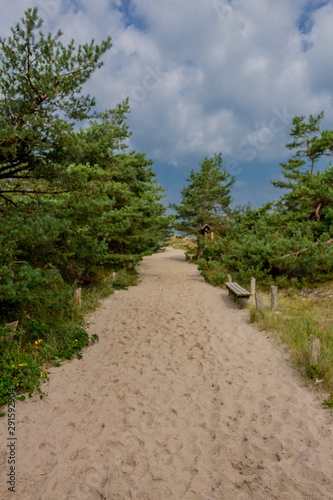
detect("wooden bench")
[225,282,251,309]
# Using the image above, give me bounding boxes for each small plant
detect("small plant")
[0,335,49,407]
[306,365,323,380]
[0,321,99,411]
[111,269,138,290]
[323,393,333,408]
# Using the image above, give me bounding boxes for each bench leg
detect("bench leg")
[240,297,248,309]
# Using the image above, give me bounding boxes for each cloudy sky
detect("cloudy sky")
[1,0,333,208]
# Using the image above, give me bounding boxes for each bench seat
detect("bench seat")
[225,282,251,309]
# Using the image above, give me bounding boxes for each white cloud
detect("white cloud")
[1,0,333,205]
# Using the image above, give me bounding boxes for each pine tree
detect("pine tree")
[172,154,234,257]
[0,7,112,204]
[273,112,333,191]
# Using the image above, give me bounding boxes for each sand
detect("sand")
[1,247,333,499]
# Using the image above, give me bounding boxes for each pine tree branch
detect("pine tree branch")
[282,238,333,258]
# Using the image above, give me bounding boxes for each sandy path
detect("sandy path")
[1,248,333,499]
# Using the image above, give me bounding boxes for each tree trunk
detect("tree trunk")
[197,244,203,259]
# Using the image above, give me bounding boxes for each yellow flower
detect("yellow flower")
[11,365,15,368]
[38,339,43,343]
[35,340,39,345]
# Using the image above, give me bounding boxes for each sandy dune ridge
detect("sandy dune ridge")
[1,247,333,499]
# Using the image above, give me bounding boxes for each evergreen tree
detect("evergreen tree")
[273,112,333,191]
[272,112,333,224]
[172,154,234,257]
[0,9,173,321]
[197,116,333,288]
[0,7,112,204]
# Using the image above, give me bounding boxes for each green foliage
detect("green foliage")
[0,6,112,201]
[111,269,138,290]
[201,203,333,288]
[172,153,234,235]
[323,394,333,408]
[197,259,228,287]
[0,320,99,408]
[0,340,47,407]
[0,9,172,412]
[171,153,234,257]
[273,112,333,189]
[0,8,172,315]
[198,114,333,289]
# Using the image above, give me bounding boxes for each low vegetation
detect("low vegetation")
[165,235,197,253]
[250,286,333,395]
[0,267,138,415]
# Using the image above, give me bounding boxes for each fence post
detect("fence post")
[255,293,264,311]
[309,335,320,365]
[271,286,278,310]
[251,277,256,296]
[250,277,256,303]
[74,287,82,306]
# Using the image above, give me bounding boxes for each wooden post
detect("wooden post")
[240,297,248,309]
[209,257,212,262]
[185,252,188,261]
[271,286,278,310]
[251,277,256,296]
[227,274,232,283]
[74,287,82,306]
[309,335,320,365]
[250,277,256,303]
[255,293,264,311]
[112,272,116,279]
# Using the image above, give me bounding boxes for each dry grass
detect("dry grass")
[250,282,333,396]
[165,235,197,252]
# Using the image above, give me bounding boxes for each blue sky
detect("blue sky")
[1,0,333,209]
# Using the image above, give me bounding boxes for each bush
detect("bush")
[0,321,99,410]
